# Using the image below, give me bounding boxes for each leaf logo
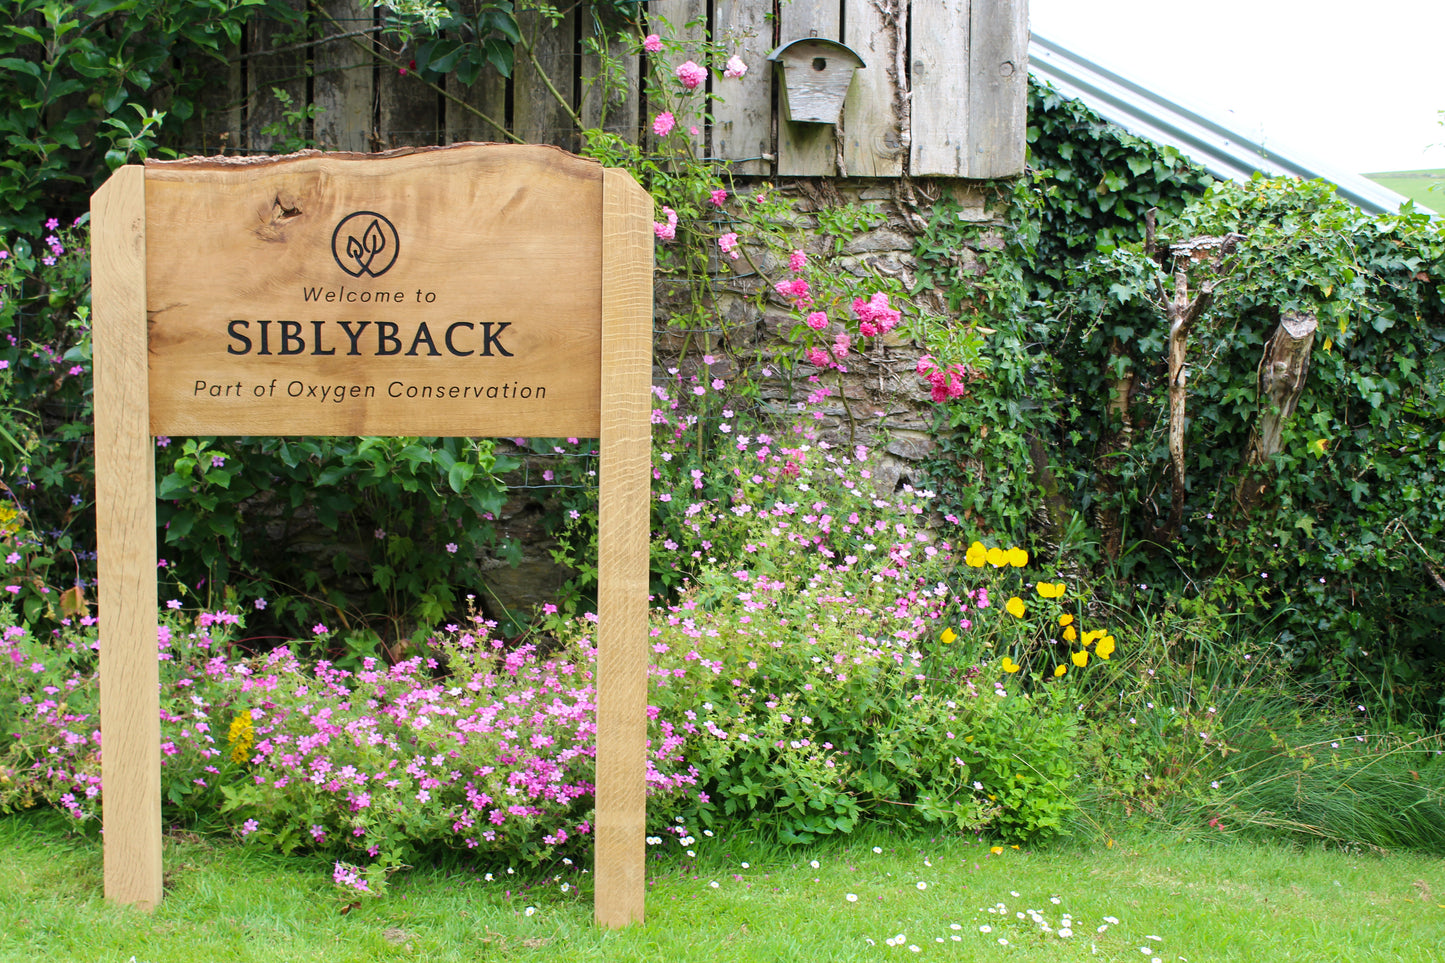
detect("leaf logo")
[331,211,400,278]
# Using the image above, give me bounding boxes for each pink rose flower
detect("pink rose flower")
[652,111,676,137]
[723,55,748,79]
[676,60,708,90]
[709,188,728,207]
[643,34,663,53]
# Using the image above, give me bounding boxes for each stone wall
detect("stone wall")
[477,175,1012,620]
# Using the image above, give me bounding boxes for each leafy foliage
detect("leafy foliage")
[0,0,301,233]
[920,80,1445,722]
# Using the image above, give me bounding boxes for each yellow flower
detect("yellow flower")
[1058,614,1074,627]
[965,541,987,567]
[1053,664,1067,677]
[1000,656,1021,674]
[227,711,254,765]
[1082,629,1106,647]
[1096,635,1116,660]
[1063,625,1077,642]
[1006,546,1029,567]
[990,845,1004,854]
[940,627,957,644]
[986,546,1008,567]
[1035,581,1065,599]
[1005,596,1026,619]
[1072,649,1089,668]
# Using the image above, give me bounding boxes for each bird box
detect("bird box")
[767,38,865,125]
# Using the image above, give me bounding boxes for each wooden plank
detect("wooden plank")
[644,0,706,157]
[142,145,605,438]
[377,63,440,149]
[841,0,903,176]
[246,0,309,152]
[711,0,773,174]
[513,6,578,150]
[909,0,969,176]
[312,0,375,152]
[580,29,642,143]
[594,166,653,929]
[777,0,841,176]
[91,165,162,910]
[964,0,1028,178]
[443,0,511,144]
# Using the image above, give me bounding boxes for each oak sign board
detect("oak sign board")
[91,144,654,927]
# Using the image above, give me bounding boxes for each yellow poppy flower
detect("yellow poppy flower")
[986,546,1008,567]
[990,846,1004,855]
[1000,656,1021,674]
[1058,614,1074,627]
[1053,664,1067,677]
[965,541,987,567]
[1072,649,1089,668]
[1082,629,1106,647]
[1063,625,1077,642]
[1005,596,1026,619]
[1096,635,1116,660]
[1006,546,1029,567]
[941,627,957,644]
[1035,581,1066,599]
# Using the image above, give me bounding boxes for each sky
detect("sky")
[1029,0,1445,174]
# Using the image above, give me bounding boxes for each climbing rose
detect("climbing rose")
[643,34,663,53]
[789,248,807,273]
[709,188,728,207]
[654,206,678,241]
[723,55,748,78]
[652,111,676,137]
[804,311,828,331]
[676,60,707,89]
[717,232,740,260]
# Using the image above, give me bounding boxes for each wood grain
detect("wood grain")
[842,0,904,176]
[143,145,604,437]
[594,167,654,929]
[965,0,1028,178]
[92,166,163,910]
[777,0,841,176]
[513,5,578,150]
[312,0,375,151]
[711,0,774,174]
[909,0,969,176]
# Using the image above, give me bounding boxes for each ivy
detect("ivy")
[921,80,1445,722]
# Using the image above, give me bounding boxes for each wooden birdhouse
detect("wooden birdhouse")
[767,38,865,125]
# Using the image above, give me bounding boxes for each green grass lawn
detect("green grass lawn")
[3,811,1443,962]
[1365,169,1445,214]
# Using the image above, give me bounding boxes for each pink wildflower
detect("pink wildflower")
[653,111,676,137]
[676,60,707,89]
[643,33,663,53]
[723,55,748,79]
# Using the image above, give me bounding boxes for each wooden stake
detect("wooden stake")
[593,168,654,928]
[92,166,163,909]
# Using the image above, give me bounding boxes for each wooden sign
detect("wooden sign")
[91,144,653,927]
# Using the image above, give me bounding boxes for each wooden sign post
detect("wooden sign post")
[90,144,654,927]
